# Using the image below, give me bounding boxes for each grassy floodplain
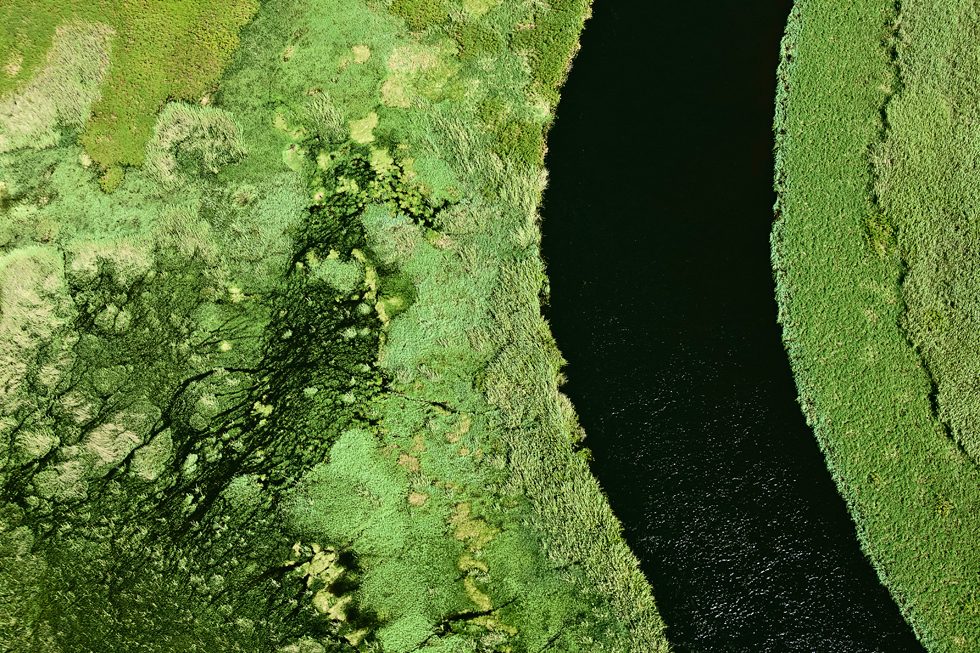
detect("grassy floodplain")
[0,0,258,176]
[0,0,668,651]
[774,1,980,650]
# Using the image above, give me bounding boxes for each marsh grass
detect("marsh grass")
[0,0,257,169]
[774,2,980,649]
[873,0,980,468]
[0,0,668,649]
[0,23,113,154]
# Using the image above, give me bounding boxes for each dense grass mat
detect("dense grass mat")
[0,0,668,650]
[774,1,980,650]
[0,0,257,172]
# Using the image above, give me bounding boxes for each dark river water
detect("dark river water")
[540,2,925,651]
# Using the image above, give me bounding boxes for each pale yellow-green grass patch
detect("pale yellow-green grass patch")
[0,23,113,153]
[0,246,69,408]
[349,111,379,143]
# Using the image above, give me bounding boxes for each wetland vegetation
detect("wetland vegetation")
[0,1,668,650]
[774,1,980,650]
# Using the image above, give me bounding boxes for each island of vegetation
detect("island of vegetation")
[0,0,668,650]
[774,1,980,650]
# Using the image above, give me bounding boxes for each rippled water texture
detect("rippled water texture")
[541,2,925,651]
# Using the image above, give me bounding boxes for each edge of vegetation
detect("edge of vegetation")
[772,1,980,650]
[511,2,671,649]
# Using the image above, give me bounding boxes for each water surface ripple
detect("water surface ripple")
[540,2,924,651]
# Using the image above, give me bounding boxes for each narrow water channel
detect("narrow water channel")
[540,2,925,651]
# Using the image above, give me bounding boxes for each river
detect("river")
[540,1,925,651]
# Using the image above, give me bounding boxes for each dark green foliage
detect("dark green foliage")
[389,0,448,32]
[1,167,383,651]
[454,22,503,61]
[302,146,448,244]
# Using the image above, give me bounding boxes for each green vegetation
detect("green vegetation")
[0,0,257,167]
[774,1,980,650]
[0,0,668,651]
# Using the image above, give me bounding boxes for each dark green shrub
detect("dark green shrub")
[390,0,447,31]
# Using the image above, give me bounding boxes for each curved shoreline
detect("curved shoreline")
[772,1,980,649]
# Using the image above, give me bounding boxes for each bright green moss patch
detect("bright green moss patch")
[774,1,980,649]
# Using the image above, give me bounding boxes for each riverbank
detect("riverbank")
[0,0,667,649]
[541,0,928,649]
[773,1,980,650]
